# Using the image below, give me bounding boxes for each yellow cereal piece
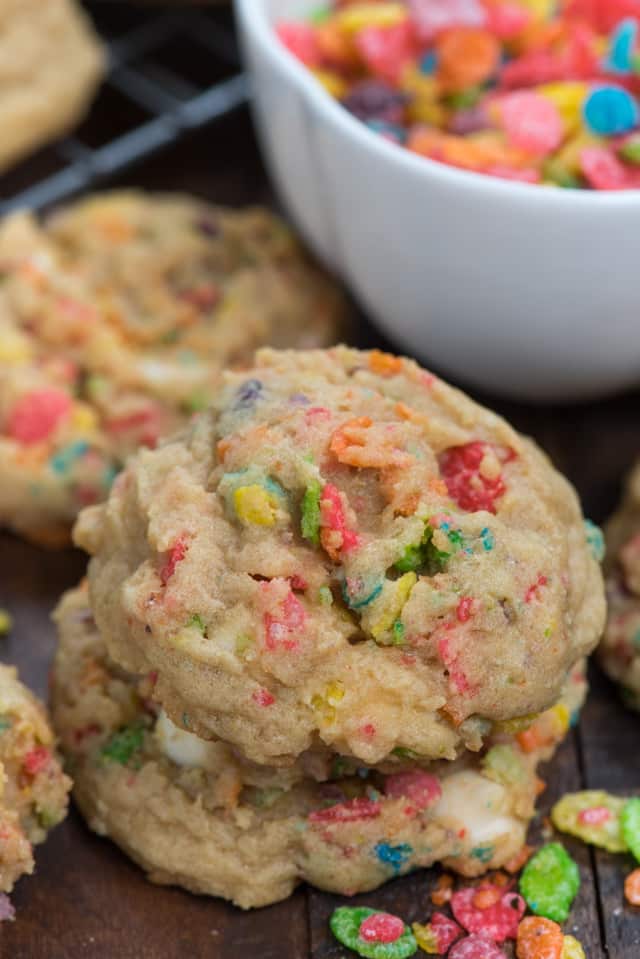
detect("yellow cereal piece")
[550,702,570,736]
[325,681,345,706]
[412,922,438,953]
[371,572,416,642]
[0,609,13,636]
[0,331,31,364]
[233,485,276,526]
[312,69,348,99]
[538,82,588,132]
[400,65,446,125]
[71,404,98,434]
[519,0,555,20]
[555,131,603,174]
[336,2,407,35]
[493,713,538,735]
[562,936,586,959]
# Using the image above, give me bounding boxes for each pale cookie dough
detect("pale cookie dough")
[0,193,347,546]
[0,0,104,172]
[75,346,605,768]
[602,462,640,709]
[52,584,585,909]
[0,665,71,894]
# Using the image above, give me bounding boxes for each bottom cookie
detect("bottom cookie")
[0,665,71,894]
[52,585,586,909]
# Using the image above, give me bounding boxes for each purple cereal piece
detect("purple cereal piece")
[0,894,15,922]
[341,80,407,126]
[448,105,491,135]
[234,379,264,410]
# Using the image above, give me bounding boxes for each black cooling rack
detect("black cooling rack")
[0,2,248,214]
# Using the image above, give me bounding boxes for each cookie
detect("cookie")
[0,0,104,172]
[0,664,71,895]
[52,584,584,909]
[75,346,605,768]
[0,193,346,545]
[601,462,640,709]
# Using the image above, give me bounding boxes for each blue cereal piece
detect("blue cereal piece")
[583,85,639,135]
[606,19,638,74]
[375,841,413,873]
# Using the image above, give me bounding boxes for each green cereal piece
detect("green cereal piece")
[101,723,145,767]
[186,613,206,634]
[301,481,322,545]
[394,526,447,575]
[0,715,12,733]
[619,136,640,165]
[621,797,640,863]
[330,907,417,959]
[481,744,527,786]
[551,790,627,852]
[584,519,605,563]
[519,843,580,923]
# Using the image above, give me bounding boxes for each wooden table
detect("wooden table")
[2,112,640,959]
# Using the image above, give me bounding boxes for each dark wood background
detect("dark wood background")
[1,80,640,959]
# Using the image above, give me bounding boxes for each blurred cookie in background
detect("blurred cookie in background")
[0,0,104,173]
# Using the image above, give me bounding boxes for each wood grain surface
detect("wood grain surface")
[1,110,640,959]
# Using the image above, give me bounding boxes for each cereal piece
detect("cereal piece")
[439,442,511,513]
[516,916,564,959]
[561,935,586,959]
[0,610,13,636]
[7,389,71,445]
[498,91,564,156]
[620,797,640,863]
[551,790,627,852]
[451,885,525,942]
[519,843,580,923]
[624,868,640,906]
[449,934,507,959]
[330,907,418,958]
[583,86,639,136]
[412,913,463,953]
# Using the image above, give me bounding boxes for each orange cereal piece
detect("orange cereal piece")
[516,916,564,959]
[431,873,454,906]
[329,416,412,469]
[369,349,404,376]
[437,28,501,92]
[625,868,640,906]
[472,886,503,909]
[504,845,534,874]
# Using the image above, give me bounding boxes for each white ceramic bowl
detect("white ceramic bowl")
[235,0,640,401]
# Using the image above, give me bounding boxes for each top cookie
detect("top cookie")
[601,461,640,709]
[0,192,346,545]
[76,347,605,768]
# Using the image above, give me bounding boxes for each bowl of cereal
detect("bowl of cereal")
[235,0,640,401]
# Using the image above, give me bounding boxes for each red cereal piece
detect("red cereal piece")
[578,805,612,825]
[22,746,51,776]
[356,21,417,85]
[309,796,381,824]
[450,934,507,959]
[451,886,526,943]
[431,912,464,952]
[525,574,548,604]
[580,146,635,190]
[276,22,321,66]
[385,770,443,809]
[456,597,476,622]
[485,3,531,39]
[252,688,275,707]
[263,590,307,651]
[359,912,406,943]
[6,389,71,445]
[159,535,189,586]
[498,92,564,156]
[320,483,360,556]
[439,442,512,513]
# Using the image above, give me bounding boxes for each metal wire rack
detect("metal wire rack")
[0,2,248,214]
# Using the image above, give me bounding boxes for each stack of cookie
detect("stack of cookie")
[51,346,606,908]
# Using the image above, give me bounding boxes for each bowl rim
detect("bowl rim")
[235,0,640,207]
